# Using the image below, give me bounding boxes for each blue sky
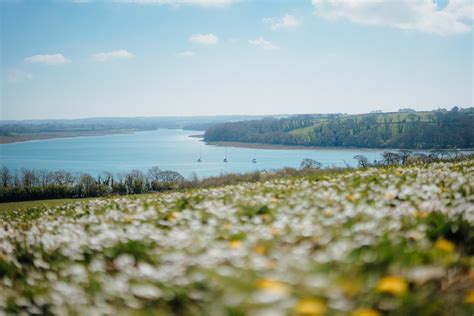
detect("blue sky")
[1,0,472,120]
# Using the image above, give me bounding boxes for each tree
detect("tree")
[147,166,162,183]
[354,155,370,168]
[77,174,98,197]
[125,170,146,194]
[382,152,401,165]
[1,166,11,188]
[50,170,75,185]
[157,170,184,183]
[300,158,322,170]
[21,168,39,188]
[399,150,412,165]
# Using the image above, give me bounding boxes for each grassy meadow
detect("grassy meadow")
[1,159,473,315]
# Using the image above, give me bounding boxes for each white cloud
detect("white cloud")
[189,33,219,45]
[249,37,279,50]
[24,54,71,65]
[312,0,473,36]
[177,51,195,57]
[264,14,301,30]
[92,49,135,62]
[112,0,235,7]
[7,71,33,83]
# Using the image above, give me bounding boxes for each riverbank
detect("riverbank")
[205,140,473,152]
[0,129,138,144]
[206,140,383,151]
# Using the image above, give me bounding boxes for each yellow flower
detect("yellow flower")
[416,211,429,218]
[167,211,178,221]
[346,194,356,202]
[124,217,132,224]
[376,276,408,296]
[255,244,266,255]
[435,238,455,253]
[464,290,474,304]
[351,308,381,316]
[294,298,326,316]
[256,278,289,294]
[229,240,241,249]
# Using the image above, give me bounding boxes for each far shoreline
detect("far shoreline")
[0,129,138,144]
[204,140,383,151]
[203,140,472,152]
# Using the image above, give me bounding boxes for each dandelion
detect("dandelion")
[464,290,474,304]
[351,309,381,316]
[376,276,408,296]
[229,240,241,249]
[294,298,326,315]
[435,238,455,253]
[255,244,266,255]
[256,278,289,294]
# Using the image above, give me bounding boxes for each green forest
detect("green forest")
[204,108,474,149]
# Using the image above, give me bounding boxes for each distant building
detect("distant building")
[370,110,383,113]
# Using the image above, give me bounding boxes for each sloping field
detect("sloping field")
[289,112,434,137]
[1,160,473,315]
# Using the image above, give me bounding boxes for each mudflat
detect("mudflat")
[0,129,136,144]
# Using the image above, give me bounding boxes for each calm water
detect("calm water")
[0,129,389,178]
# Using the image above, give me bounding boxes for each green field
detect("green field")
[0,197,91,213]
[289,111,435,137]
[0,193,160,213]
[1,160,473,315]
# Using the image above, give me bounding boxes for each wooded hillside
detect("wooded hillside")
[204,108,474,149]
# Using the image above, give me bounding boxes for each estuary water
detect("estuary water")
[0,129,390,178]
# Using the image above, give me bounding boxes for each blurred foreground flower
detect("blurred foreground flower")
[376,276,408,296]
[229,240,241,249]
[351,308,381,316]
[256,278,289,294]
[294,298,326,316]
[464,290,474,304]
[435,238,455,253]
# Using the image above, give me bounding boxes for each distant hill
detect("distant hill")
[0,115,286,136]
[204,108,474,149]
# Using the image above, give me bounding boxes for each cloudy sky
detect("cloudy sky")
[1,0,472,120]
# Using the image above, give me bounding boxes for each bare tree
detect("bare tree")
[354,155,370,168]
[1,166,11,188]
[147,166,162,183]
[21,168,39,188]
[382,152,401,165]
[300,158,322,170]
[157,170,184,183]
[399,150,412,165]
[50,170,75,185]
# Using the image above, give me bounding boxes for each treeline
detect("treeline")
[2,151,468,203]
[0,115,276,136]
[204,108,474,149]
[0,166,184,202]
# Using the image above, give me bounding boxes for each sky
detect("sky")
[1,0,473,120]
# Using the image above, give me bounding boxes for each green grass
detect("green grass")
[0,197,91,213]
[0,193,160,213]
[1,159,473,315]
[288,111,435,137]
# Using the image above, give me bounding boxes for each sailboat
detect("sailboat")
[197,148,202,163]
[252,150,257,163]
[223,147,228,162]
